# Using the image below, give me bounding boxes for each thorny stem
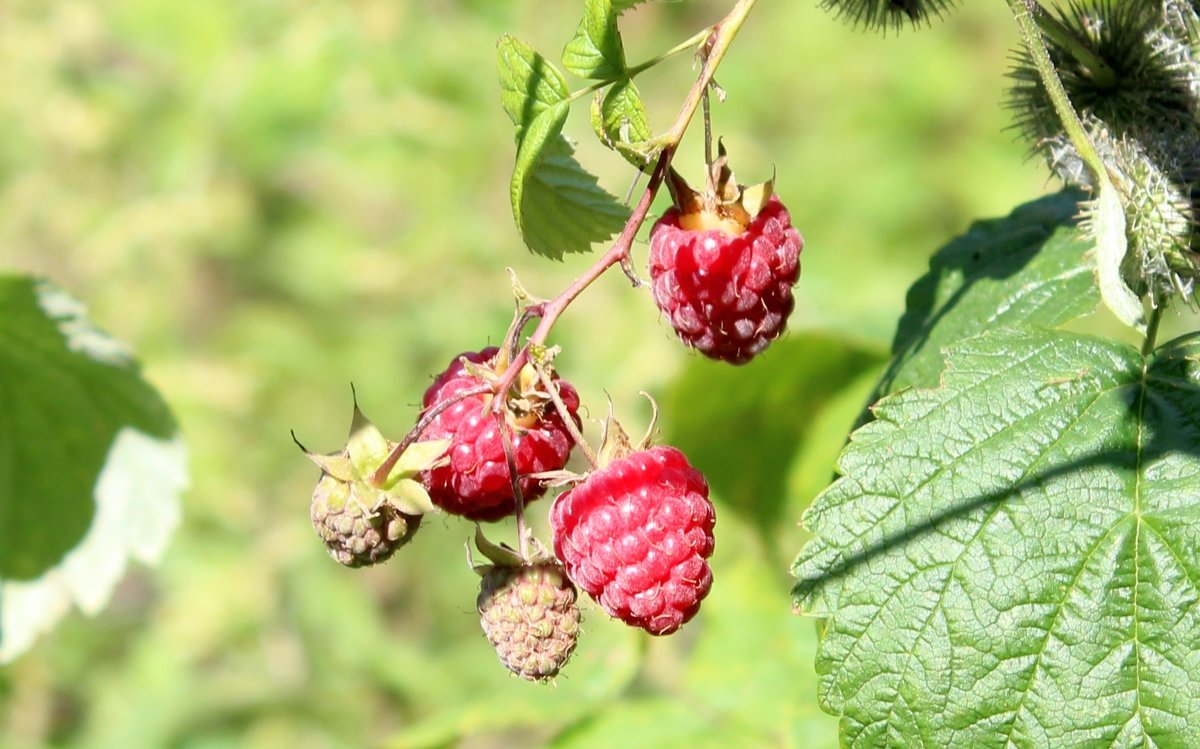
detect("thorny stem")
[372,383,492,486]
[703,88,714,179]
[496,414,529,560]
[1006,0,1108,183]
[490,0,760,412]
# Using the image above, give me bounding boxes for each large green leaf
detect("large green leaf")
[497,34,570,132]
[875,190,1098,401]
[793,327,1200,748]
[0,275,186,662]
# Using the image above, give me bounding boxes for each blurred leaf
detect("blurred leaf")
[785,367,880,526]
[550,698,745,749]
[873,189,1099,404]
[497,35,570,132]
[512,128,630,259]
[794,327,1200,747]
[385,620,644,749]
[0,275,185,662]
[685,526,838,748]
[664,333,885,541]
[563,0,628,80]
[590,79,657,169]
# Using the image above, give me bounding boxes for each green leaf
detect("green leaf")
[0,275,185,662]
[387,478,436,516]
[499,34,628,257]
[512,126,629,259]
[497,34,569,131]
[563,0,628,81]
[793,326,1200,748]
[664,333,884,542]
[590,79,656,169]
[874,190,1100,402]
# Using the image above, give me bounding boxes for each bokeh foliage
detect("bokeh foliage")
[0,0,1055,746]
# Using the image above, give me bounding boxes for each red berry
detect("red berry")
[550,446,715,635]
[419,347,581,521]
[649,193,803,365]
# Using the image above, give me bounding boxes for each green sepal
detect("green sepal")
[303,452,359,484]
[471,525,526,574]
[346,400,391,473]
[386,477,438,516]
[387,438,451,479]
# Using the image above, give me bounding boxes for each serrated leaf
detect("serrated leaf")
[497,34,569,131]
[793,326,1200,748]
[563,0,628,80]
[512,121,629,259]
[0,275,186,662]
[590,79,656,169]
[874,190,1100,402]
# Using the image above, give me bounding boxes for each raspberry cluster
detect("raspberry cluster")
[300,146,800,681]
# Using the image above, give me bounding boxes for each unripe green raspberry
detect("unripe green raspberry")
[477,562,580,682]
[310,476,421,567]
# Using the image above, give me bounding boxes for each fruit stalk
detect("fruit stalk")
[372,383,491,487]
[490,0,761,411]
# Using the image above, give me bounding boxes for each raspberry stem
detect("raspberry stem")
[496,413,530,560]
[489,0,760,412]
[534,363,599,469]
[371,383,492,487]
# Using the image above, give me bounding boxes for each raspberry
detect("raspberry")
[311,476,420,567]
[648,154,803,364]
[550,446,715,635]
[300,399,442,568]
[418,347,581,521]
[477,562,581,682]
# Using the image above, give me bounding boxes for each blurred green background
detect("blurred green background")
[0,1,1055,747]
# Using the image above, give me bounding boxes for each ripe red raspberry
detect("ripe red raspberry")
[418,347,580,521]
[648,157,803,364]
[550,446,715,635]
